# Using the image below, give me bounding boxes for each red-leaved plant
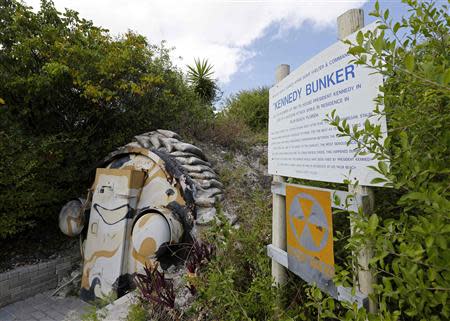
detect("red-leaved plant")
[185,240,214,295]
[135,263,176,310]
[185,239,214,275]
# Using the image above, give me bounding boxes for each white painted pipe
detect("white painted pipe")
[131,208,183,259]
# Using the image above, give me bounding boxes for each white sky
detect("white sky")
[24,0,367,84]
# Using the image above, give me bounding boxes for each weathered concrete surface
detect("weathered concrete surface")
[0,290,89,321]
[100,292,135,321]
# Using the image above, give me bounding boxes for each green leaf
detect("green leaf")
[371,177,387,184]
[348,46,366,55]
[436,235,447,250]
[399,131,409,150]
[0,97,5,105]
[373,36,384,54]
[368,214,379,232]
[333,193,341,206]
[401,192,427,202]
[378,161,388,175]
[404,54,415,72]
[356,31,364,46]
[364,119,371,131]
[428,268,436,281]
[425,236,434,249]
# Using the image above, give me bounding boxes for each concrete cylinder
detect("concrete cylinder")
[132,212,171,259]
[59,198,85,237]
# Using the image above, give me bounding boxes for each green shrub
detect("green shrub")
[207,116,255,150]
[126,303,149,321]
[0,0,213,238]
[0,128,83,237]
[193,192,278,320]
[191,165,316,320]
[221,87,269,132]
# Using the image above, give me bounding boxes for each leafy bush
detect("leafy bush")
[207,91,269,150]
[206,116,256,150]
[191,165,315,320]
[0,0,213,238]
[0,128,82,237]
[194,192,278,320]
[221,87,269,132]
[126,303,148,321]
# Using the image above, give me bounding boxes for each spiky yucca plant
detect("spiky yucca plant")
[186,58,218,104]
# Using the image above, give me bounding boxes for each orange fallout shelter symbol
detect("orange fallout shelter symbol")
[286,185,334,276]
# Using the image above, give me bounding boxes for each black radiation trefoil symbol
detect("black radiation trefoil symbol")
[289,192,329,252]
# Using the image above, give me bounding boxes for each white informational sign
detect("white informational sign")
[268,23,387,186]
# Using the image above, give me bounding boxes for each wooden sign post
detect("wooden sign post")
[271,64,290,286]
[337,8,377,314]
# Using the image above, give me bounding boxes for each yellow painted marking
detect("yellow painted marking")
[82,247,120,290]
[138,237,157,257]
[91,168,145,190]
[132,248,154,267]
[66,215,73,236]
[81,267,91,289]
[138,214,155,228]
[286,185,334,271]
[310,224,326,248]
[84,247,119,265]
[299,198,314,219]
[299,198,325,247]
